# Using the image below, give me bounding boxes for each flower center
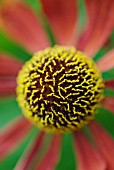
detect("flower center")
[17,46,104,133]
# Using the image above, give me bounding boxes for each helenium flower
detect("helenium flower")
[0,0,114,170]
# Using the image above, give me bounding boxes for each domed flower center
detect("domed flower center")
[17,46,104,133]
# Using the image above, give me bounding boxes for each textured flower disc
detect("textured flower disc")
[17,46,104,133]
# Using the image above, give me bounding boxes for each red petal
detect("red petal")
[0,54,21,96]
[73,130,106,170]
[101,97,114,113]
[1,2,49,52]
[77,0,101,51]
[77,0,114,57]
[14,132,45,170]
[41,0,77,45]
[96,49,114,72]
[36,134,61,170]
[0,77,16,96]
[104,80,114,90]
[0,117,31,159]
[89,121,114,169]
[0,54,22,76]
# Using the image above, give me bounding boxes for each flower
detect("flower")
[0,0,114,170]
[17,45,104,133]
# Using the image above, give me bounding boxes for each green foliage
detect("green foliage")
[24,0,41,11]
[93,31,114,62]
[104,89,114,97]
[95,107,114,138]
[77,0,87,27]
[93,46,112,62]
[0,31,32,62]
[0,97,21,128]
[56,134,76,170]
[102,68,114,80]
[82,126,96,146]
[110,31,114,44]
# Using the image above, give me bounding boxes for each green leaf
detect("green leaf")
[24,0,41,11]
[0,31,32,62]
[0,127,38,170]
[56,133,76,170]
[110,31,114,44]
[93,31,114,62]
[95,107,114,138]
[82,126,96,146]
[104,89,114,97]
[93,46,112,62]
[102,68,114,80]
[0,97,21,128]
[77,0,87,27]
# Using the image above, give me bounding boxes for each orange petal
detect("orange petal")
[1,2,49,52]
[77,0,114,57]
[0,117,31,159]
[104,80,114,89]
[73,130,106,170]
[41,0,77,45]
[96,49,114,72]
[36,134,61,170]
[0,54,22,76]
[89,121,114,169]
[101,97,114,113]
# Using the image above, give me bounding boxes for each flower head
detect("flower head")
[17,45,104,132]
[0,0,114,170]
